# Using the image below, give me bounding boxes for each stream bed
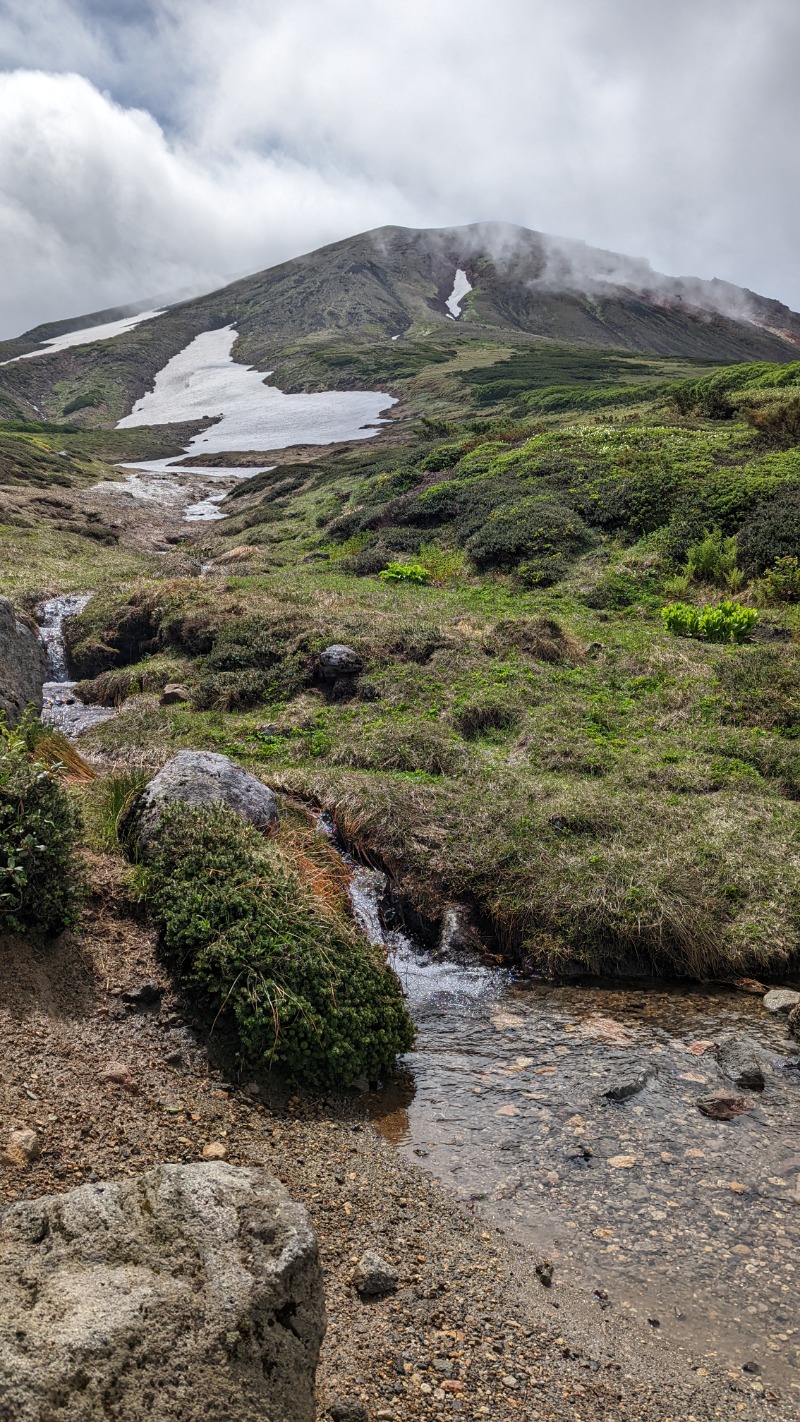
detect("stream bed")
[345,858,800,1396]
[38,594,115,736]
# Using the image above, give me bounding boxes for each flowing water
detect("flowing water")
[341,851,800,1397]
[37,594,116,736]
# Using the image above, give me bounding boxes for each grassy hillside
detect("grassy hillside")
[5,353,798,984]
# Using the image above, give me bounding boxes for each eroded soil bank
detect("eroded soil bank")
[0,855,791,1421]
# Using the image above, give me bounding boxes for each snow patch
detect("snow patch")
[3,309,165,363]
[117,326,396,457]
[445,269,472,319]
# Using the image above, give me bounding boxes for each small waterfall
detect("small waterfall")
[37,593,116,736]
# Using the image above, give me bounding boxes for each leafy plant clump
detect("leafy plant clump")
[379,561,432,585]
[661,600,758,643]
[684,529,741,589]
[144,803,415,1088]
[0,723,83,934]
[757,555,800,604]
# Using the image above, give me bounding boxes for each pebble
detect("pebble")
[202,1141,228,1160]
[1,1127,40,1167]
[352,1250,399,1298]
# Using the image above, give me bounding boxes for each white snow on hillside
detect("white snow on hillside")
[117,326,396,462]
[445,269,472,319]
[4,309,165,363]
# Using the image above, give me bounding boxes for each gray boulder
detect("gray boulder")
[714,1034,769,1091]
[0,1162,324,1422]
[125,749,278,849]
[0,596,46,727]
[319,644,362,681]
[763,988,800,1014]
[787,1004,800,1042]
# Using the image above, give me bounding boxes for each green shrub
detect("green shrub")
[144,803,415,1087]
[0,723,82,934]
[757,555,800,604]
[585,569,645,609]
[685,529,740,588]
[738,486,800,577]
[661,600,758,643]
[466,497,591,571]
[379,562,432,585]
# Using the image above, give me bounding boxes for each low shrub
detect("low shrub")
[330,720,466,776]
[738,486,800,577]
[144,803,415,1087]
[379,562,432,585]
[466,496,592,571]
[757,555,800,604]
[585,569,646,609]
[661,600,758,643]
[0,723,82,933]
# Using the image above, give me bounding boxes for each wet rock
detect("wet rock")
[1,1128,40,1168]
[0,1162,324,1422]
[121,979,163,1009]
[124,750,278,851]
[714,1035,768,1091]
[438,904,482,954]
[763,989,800,1014]
[787,1004,800,1041]
[696,1092,754,1121]
[353,1250,399,1298]
[159,682,191,705]
[731,977,767,995]
[603,1068,654,1102]
[0,596,46,726]
[319,644,362,681]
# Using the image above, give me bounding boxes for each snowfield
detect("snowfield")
[445,269,472,319]
[4,309,165,363]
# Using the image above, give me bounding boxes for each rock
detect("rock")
[763,989,800,1014]
[535,1258,554,1288]
[328,1401,369,1422]
[603,1068,654,1102]
[731,977,767,995]
[352,1250,399,1298]
[202,1141,228,1160]
[696,1092,754,1121]
[159,682,192,705]
[100,1061,137,1092]
[0,1162,324,1422]
[438,903,482,954]
[788,1004,800,1041]
[121,979,163,1009]
[124,750,278,851]
[0,596,46,726]
[319,644,362,682]
[714,1035,768,1091]
[1,1128,40,1167]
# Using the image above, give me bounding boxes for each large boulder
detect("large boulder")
[319,644,362,681]
[0,597,46,727]
[763,988,800,1014]
[0,1162,325,1422]
[125,750,278,850]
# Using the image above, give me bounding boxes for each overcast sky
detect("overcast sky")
[0,0,797,337]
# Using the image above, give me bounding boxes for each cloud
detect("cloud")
[0,0,798,335]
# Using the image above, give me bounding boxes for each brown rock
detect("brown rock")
[202,1141,228,1161]
[1,1128,40,1167]
[159,683,192,705]
[101,1062,137,1092]
[787,1004,800,1042]
[696,1093,754,1121]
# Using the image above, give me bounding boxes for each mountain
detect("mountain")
[2,222,800,427]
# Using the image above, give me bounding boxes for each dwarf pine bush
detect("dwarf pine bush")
[144,802,415,1088]
[0,723,82,934]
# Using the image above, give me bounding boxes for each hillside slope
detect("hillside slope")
[2,223,800,428]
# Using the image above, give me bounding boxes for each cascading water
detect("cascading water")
[37,593,116,736]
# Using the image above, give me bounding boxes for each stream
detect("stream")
[37,594,115,736]
[342,851,800,1397]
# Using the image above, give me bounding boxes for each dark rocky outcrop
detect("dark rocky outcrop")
[0,1162,325,1422]
[0,596,46,726]
[124,750,278,851]
[714,1034,769,1091]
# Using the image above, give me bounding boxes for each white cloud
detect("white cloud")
[0,0,798,335]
